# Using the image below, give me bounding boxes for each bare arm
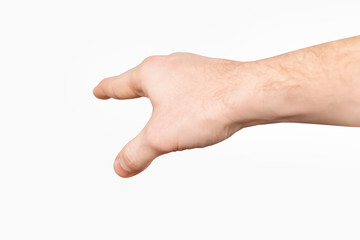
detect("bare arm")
[93,36,360,178]
[253,36,360,127]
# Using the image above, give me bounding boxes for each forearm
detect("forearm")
[246,36,360,127]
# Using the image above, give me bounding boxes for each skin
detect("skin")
[93,36,360,178]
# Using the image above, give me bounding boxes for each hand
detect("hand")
[93,53,265,177]
[94,37,360,178]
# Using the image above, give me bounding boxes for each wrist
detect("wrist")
[228,58,312,128]
[251,58,311,124]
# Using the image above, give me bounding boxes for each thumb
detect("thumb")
[114,130,160,178]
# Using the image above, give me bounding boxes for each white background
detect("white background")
[1,0,360,239]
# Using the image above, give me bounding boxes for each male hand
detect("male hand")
[93,53,264,177]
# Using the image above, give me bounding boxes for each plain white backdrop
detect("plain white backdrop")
[1,0,360,239]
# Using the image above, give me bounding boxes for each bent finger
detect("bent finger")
[114,129,162,178]
[93,67,142,100]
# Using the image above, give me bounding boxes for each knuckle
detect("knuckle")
[102,76,110,82]
[168,52,181,57]
[168,52,196,60]
[101,77,115,96]
[138,55,165,76]
[101,77,113,87]
[168,52,187,57]
[121,145,142,172]
[141,55,164,67]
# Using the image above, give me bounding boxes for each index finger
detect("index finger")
[93,66,143,100]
